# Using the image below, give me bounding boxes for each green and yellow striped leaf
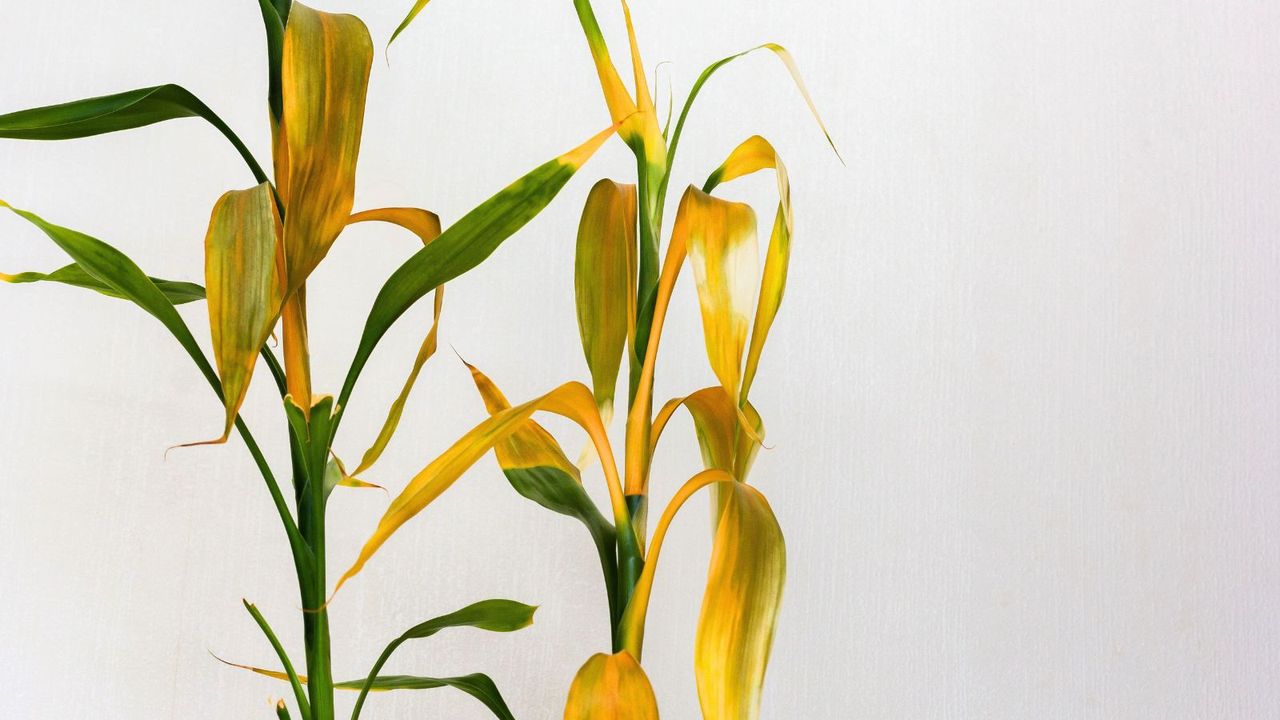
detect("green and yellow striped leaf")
[202,182,284,443]
[575,180,637,416]
[276,3,374,294]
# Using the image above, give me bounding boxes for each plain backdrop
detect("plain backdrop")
[2,1,1278,718]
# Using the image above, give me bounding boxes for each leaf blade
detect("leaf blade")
[575,180,637,415]
[1,263,205,305]
[563,651,658,720]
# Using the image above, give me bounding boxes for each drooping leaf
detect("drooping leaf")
[650,386,737,472]
[0,85,269,184]
[347,599,535,720]
[617,468,731,655]
[202,182,284,443]
[681,187,758,403]
[464,362,622,634]
[0,201,218,388]
[389,0,436,48]
[563,651,658,720]
[334,381,631,595]
[219,660,519,720]
[695,483,785,720]
[575,180,637,416]
[1,263,205,304]
[336,124,618,411]
[665,43,840,181]
[276,3,374,294]
[345,674,516,720]
[345,208,444,477]
[703,136,792,405]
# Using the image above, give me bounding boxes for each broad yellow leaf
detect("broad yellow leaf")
[563,651,658,720]
[334,381,631,595]
[695,483,785,720]
[650,386,737,472]
[703,136,791,405]
[346,208,444,477]
[575,180,637,416]
[276,3,374,294]
[681,188,759,404]
[202,182,284,443]
[465,362,582,484]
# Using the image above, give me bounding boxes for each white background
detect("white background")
[1,1,1278,718]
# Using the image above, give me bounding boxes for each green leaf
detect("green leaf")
[335,125,616,415]
[340,674,516,720]
[0,201,305,564]
[257,0,286,122]
[349,599,535,720]
[243,601,312,720]
[1,263,205,304]
[0,85,269,184]
[389,0,435,48]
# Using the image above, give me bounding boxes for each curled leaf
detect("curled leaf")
[203,183,284,443]
[681,188,759,407]
[703,136,792,404]
[575,180,637,416]
[563,651,658,720]
[346,208,444,477]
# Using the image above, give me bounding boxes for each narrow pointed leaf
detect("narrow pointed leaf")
[345,674,516,720]
[695,483,786,720]
[337,124,617,410]
[575,180,637,415]
[218,660,517,720]
[389,0,436,47]
[349,599,535,720]
[346,208,444,477]
[682,188,759,402]
[572,0,638,129]
[1,263,204,304]
[0,201,217,386]
[334,381,631,594]
[241,601,311,720]
[563,651,658,720]
[703,136,792,404]
[277,3,374,293]
[0,85,269,184]
[204,183,284,442]
[257,0,286,121]
[465,362,621,633]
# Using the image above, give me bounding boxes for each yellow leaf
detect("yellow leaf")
[704,136,791,405]
[695,483,785,720]
[346,207,444,477]
[618,468,730,656]
[277,3,374,294]
[563,651,658,720]
[650,386,736,472]
[202,182,284,443]
[575,180,637,416]
[682,188,759,405]
[464,361,581,481]
[333,381,630,596]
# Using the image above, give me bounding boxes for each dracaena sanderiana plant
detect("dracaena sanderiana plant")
[346,1,841,717]
[0,2,619,718]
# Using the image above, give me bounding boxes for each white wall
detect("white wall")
[2,1,1278,718]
